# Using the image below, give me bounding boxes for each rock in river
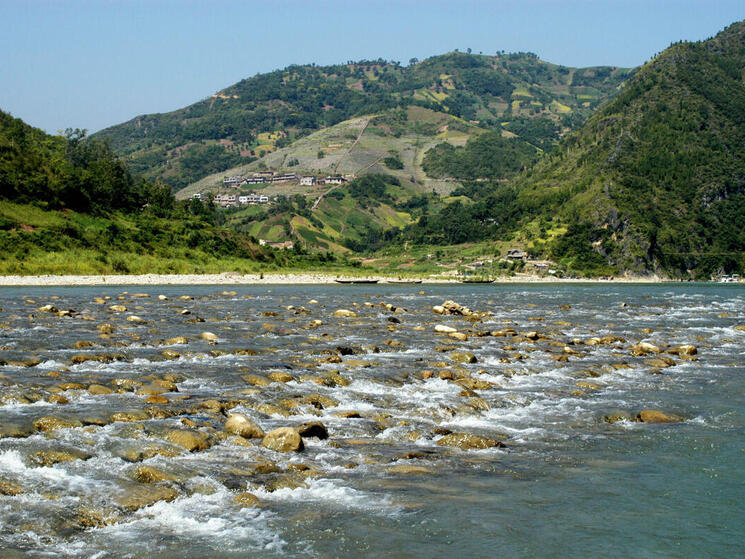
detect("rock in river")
[636,410,683,423]
[261,427,304,452]
[224,413,265,439]
[436,432,505,450]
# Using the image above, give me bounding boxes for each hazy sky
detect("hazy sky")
[1,0,743,134]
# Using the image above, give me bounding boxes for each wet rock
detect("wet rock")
[387,465,433,475]
[161,349,181,360]
[296,421,328,439]
[636,410,683,423]
[448,332,468,342]
[434,324,457,333]
[115,484,179,512]
[0,479,23,496]
[261,427,304,452]
[632,342,661,355]
[304,393,338,409]
[235,492,262,507]
[146,395,169,405]
[126,315,148,324]
[0,423,34,438]
[667,344,697,356]
[450,351,477,364]
[200,331,218,341]
[166,429,211,452]
[268,371,294,383]
[242,374,271,387]
[225,414,265,439]
[332,309,357,318]
[334,411,361,419]
[132,465,178,483]
[32,449,92,466]
[603,410,634,423]
[97,323,116,334]
[264,474,308,492]
[646,357,676,369]
[47,394,69,405]
[33,417,83,432]
[111,378,143,392]
[85,384,113,396]
[110,410,150,423]
[255,403,291,417]
[109,305,127,312]
[436,433,505,450]
[136,384,169,396]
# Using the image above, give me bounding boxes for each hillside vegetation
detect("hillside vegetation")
[0,110,347,275]
[94,52,633,190]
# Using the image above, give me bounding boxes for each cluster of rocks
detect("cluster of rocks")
[0,291,713,533]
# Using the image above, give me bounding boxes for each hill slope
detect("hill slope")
[510,20,745,277]
[94,52,633,190]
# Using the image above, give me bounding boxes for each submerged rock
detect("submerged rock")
[234,492,262,507]
[115,485,179,512]
[32,449,92,467]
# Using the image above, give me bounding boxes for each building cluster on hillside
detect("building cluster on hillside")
[221,172,353,188]
[192,192,270,207]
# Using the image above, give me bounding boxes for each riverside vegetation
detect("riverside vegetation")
[2,21,745,277]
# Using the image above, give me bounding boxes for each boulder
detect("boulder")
[450,351,477,364]
[32,448,92,466]
[224,414,265,439]
[200,332,218,341]
[132,465,178,483]
[434,325,457,334]
[164,336,188,345]
[636,410,683,423]
[436,432,505,450]
[0,479,23,496]
[161,350,181,360]
[33,417,83,432]
[296,421,328,439]
[166,429,211,451]
[332,309,357,318]
[667,344,697,356]
[115,485,179,512]
[261,427,304,452]
[268,371,294,383]
[88,384,114,395]
[111,410,150,422]
[109,305,127,312]
[242,374,271,387]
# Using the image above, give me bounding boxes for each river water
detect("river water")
[0,283,743,558]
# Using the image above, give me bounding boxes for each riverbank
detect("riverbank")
[0,272,671,286]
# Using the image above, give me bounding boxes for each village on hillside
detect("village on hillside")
[193,171,355,208]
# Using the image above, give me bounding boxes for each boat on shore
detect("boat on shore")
[385,279,422,284]
[459,278,495,284]
[334,279,380,284]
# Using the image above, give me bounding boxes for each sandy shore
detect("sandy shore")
[0,272,668,286]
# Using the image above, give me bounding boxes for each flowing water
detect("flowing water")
[0,283,743,558]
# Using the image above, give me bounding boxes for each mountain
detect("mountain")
[93,52,634,190]
[509,20,745,277]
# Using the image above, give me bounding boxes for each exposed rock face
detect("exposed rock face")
[224,414,265,439]
[436,433,505,450]
[261,427,304,452]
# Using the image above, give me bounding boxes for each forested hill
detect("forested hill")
[93,52,634,189]
[510,20,745,277]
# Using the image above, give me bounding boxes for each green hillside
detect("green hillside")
[384,21,745,278]
[512,20,745,277]
[0,110,338,275]
[94,52,634,190]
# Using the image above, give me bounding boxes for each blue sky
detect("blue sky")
[1,0,743,134]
